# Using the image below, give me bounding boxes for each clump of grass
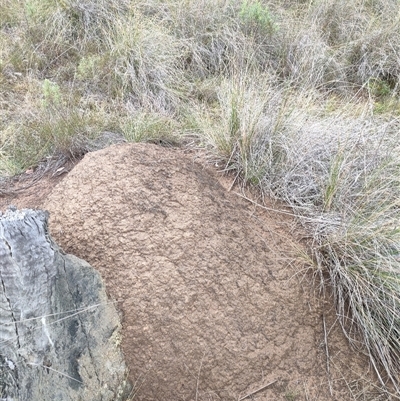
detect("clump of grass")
[0,78,114,176]
[120,113,181,145]
[314,131,400,390]
[0,110,111,176]
[193,72,286,185]
[239,0,276,36]
[284,388,299,401]
[105,12,187,110]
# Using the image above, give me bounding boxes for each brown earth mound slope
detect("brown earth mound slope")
[44,143,371,401]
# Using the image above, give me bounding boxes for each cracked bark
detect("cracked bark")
[0,208,131,401]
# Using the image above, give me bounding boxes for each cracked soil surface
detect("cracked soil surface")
[1,143,378,400]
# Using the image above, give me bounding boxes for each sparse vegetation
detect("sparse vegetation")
[285,388,299,401]
[1,0,400,396]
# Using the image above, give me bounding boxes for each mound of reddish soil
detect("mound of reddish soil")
[36,144,372,400]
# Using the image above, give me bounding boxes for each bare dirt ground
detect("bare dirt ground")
[0,143,386,400]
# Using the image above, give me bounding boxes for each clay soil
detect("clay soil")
[0,143,384,400]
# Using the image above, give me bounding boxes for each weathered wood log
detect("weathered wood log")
[0,208,131,401]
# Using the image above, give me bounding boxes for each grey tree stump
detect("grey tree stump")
[0,208,131,401]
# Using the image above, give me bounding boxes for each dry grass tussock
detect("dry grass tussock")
[1,0,400,397]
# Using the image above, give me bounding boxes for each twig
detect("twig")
[228,171,240,191]
[322,314,333,396]
[238,380,277,401]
